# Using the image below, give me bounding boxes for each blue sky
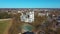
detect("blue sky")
[0,0,60,8]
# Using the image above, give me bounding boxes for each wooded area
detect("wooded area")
[0,12,12,19]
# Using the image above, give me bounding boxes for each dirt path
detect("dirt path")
[3,19,13,34]
[0,18,11,21]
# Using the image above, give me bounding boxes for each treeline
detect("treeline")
[0,12,12,19]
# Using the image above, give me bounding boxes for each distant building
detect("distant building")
[18,11,21,13]
[38,13,46,16]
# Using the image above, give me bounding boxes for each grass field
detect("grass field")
[0,20,10,34]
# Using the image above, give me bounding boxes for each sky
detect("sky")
[0,0,60,8]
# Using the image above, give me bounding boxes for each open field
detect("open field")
[0,19,12,34]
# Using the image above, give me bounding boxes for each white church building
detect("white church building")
[20,11,34,23]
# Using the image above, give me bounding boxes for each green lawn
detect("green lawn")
[0,20,10,34]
